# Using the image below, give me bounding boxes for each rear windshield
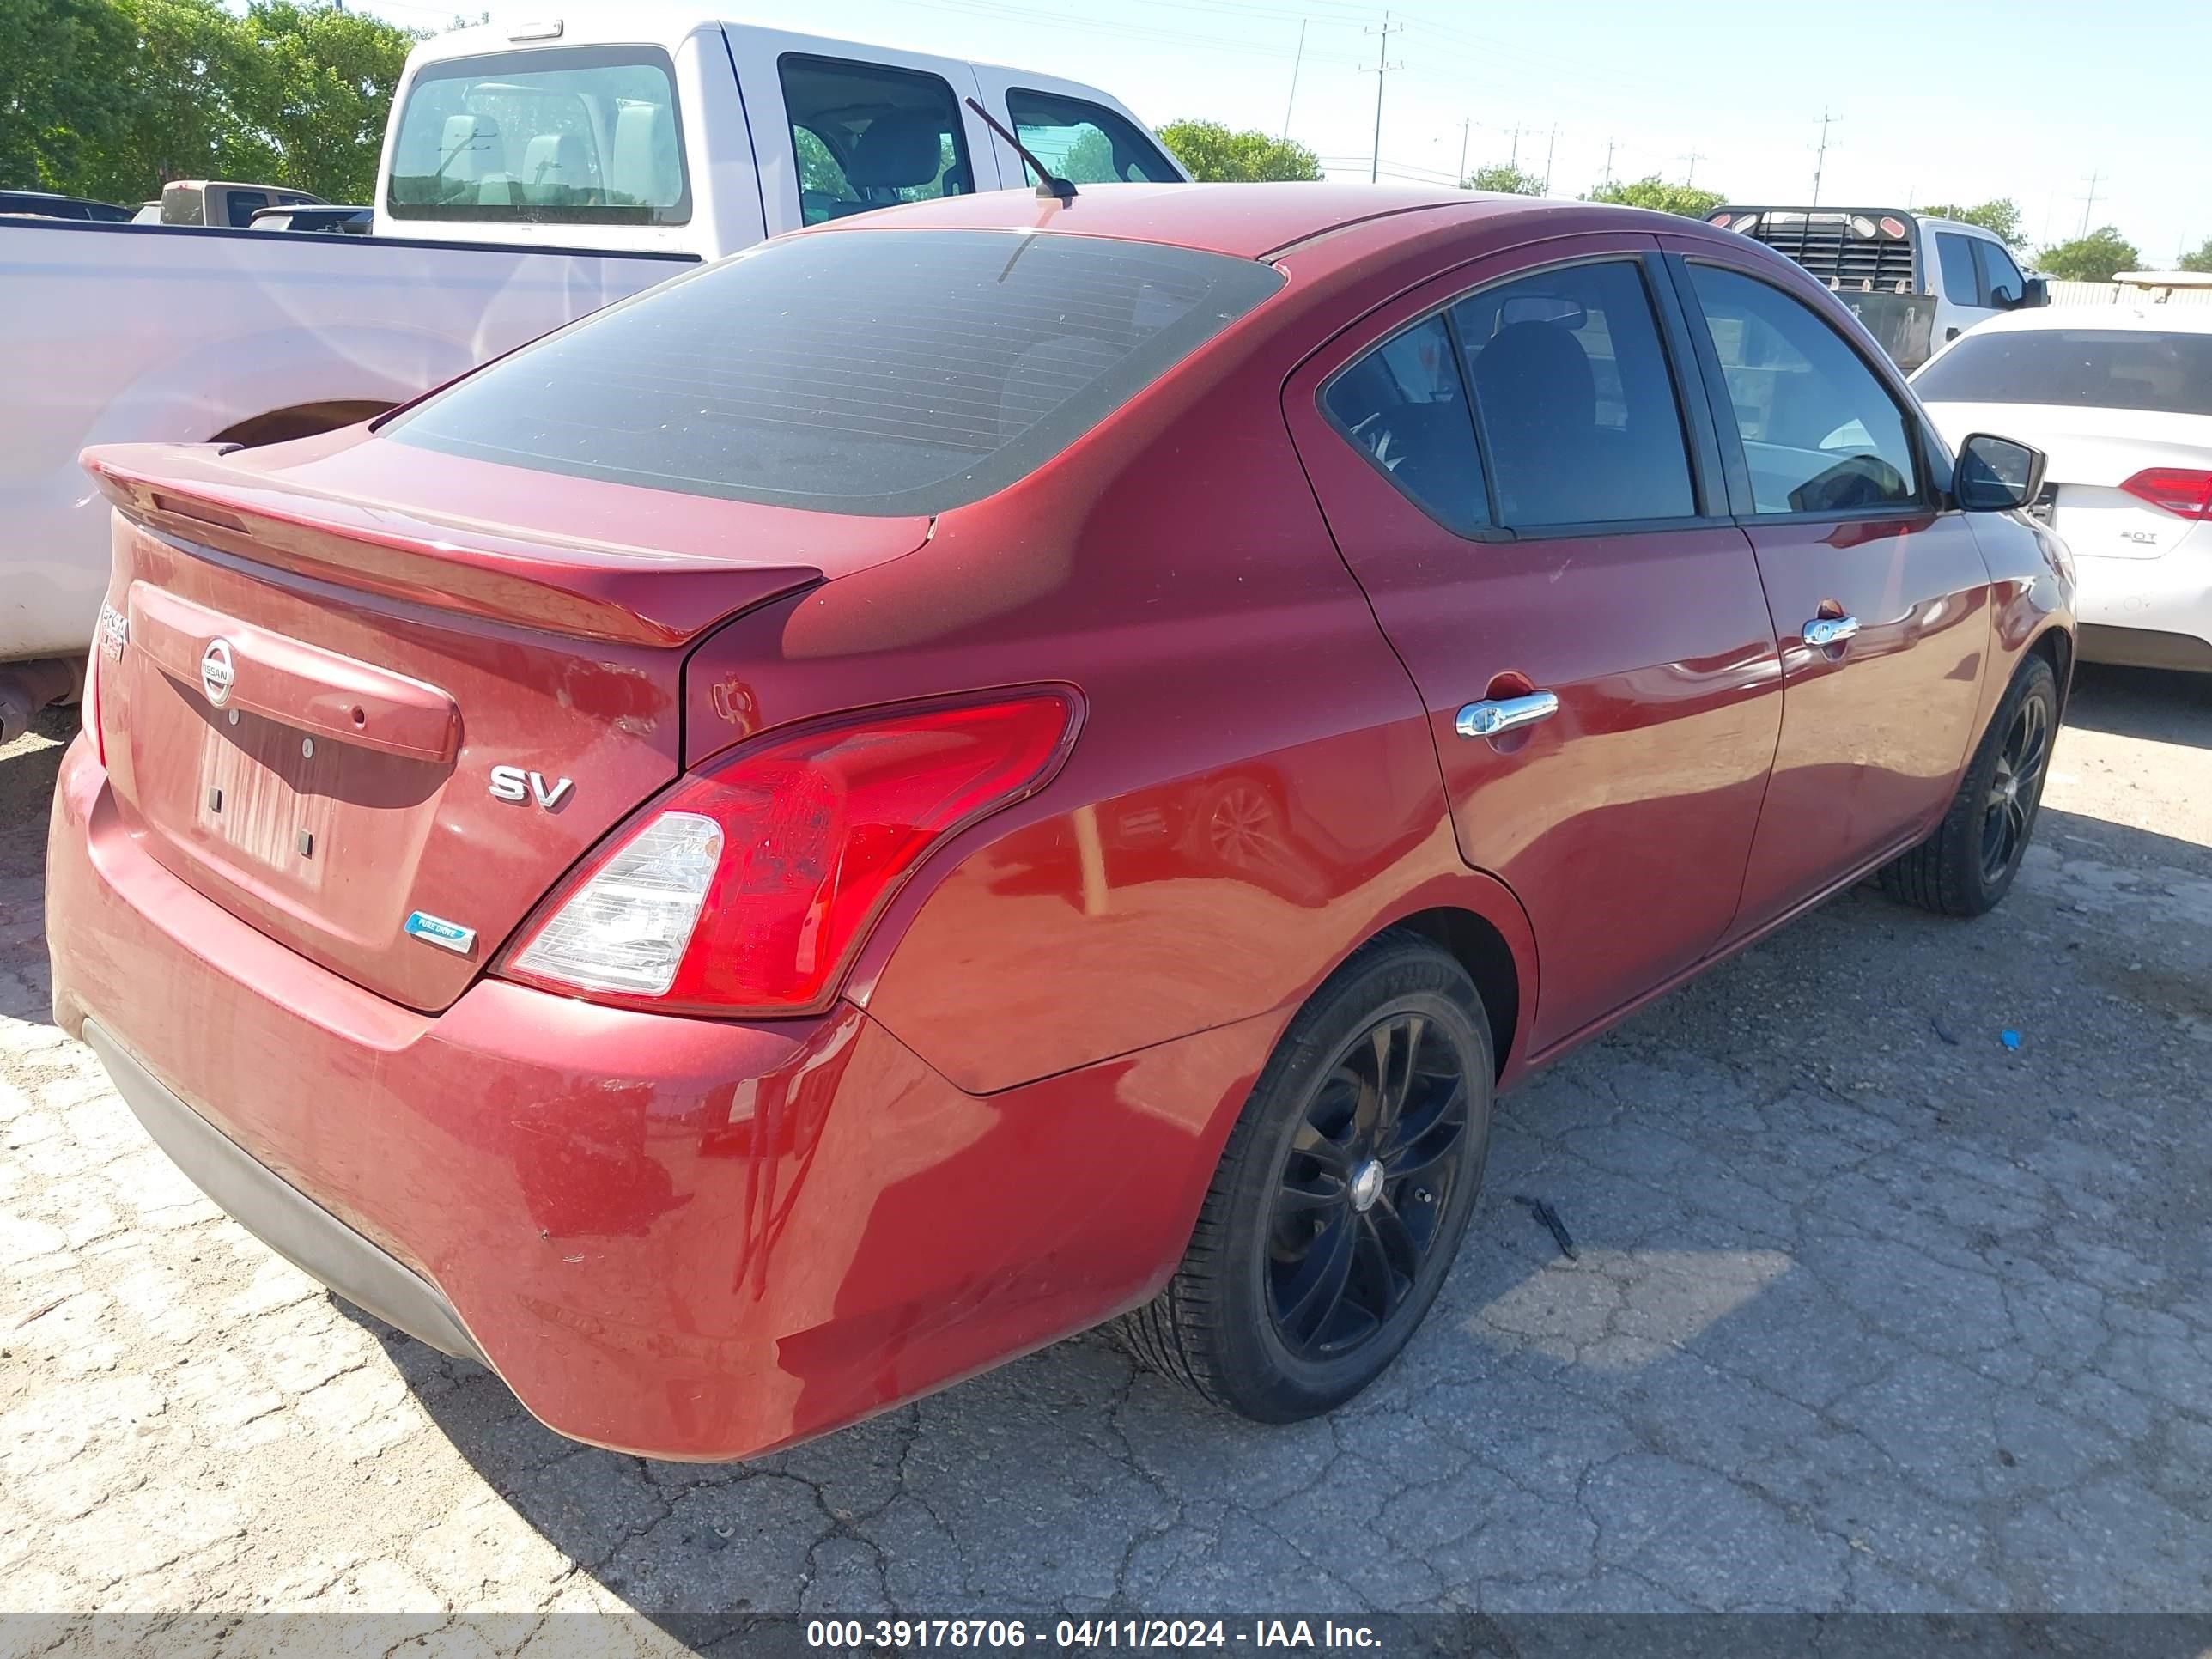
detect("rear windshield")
[386,46,689,225]
[1916,327,2212,416]
[382,228,1284,515]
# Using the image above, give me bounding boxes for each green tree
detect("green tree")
[1917,198,2027,249]
[2179,238,2212,274]
[1583,174,1725,220]
[94,0,263,200]
[1464,161,1542,196]
[0,0,135,194]
[1156,119,1322,183]
[18,0,416,206]
[228,1,416,204]
[2038,226,2141,283]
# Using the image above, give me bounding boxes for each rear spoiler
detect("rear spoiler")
[82,443,830,649]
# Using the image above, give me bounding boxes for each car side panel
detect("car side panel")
[1279,237,1784,1052]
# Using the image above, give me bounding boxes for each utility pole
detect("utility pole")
[1282,20,1306,143]
[1811,108,1836,206]
[1363,12,1404,185]
[1457,117,1471,189]
[2078,169,2105,237]
[1602,137,1617,187]
[1509,125,1521,168]
[1542,125,1557,192]
[1681,150,1705,187]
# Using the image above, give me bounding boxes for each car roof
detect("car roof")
[1957,304,2212,337]
[414,9,1148,78]
[804,180,1580,261]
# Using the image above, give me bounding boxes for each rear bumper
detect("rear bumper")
[46,736,1266,1460]
[84,1019,485,1365]
[2075,546,2212,666]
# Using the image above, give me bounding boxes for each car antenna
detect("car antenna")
[963,98,1077,204]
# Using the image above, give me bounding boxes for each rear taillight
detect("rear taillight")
[2119,468,2212,520]
[88,600,125,769]
[84,641,104,769]
[499,692,1078,1016]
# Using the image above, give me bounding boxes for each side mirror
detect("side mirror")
[2019,276,2049,309]
[1955,433,2046,512]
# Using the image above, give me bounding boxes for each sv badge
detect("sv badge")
[488,766,574,811]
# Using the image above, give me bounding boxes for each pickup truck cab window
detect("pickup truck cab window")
[1006,88,1180,185]
[386,47,690,224]
[779,55,974,226]
[1685,263,1921,514]
[1972,238,2027,306]
[1936,233,1980,307]
[1454,260,1696,528]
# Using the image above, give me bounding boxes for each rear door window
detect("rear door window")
[1935,233,1981,304]
[386,46,689,223]
[1453,259,1697,528]
[1321,315,1488,536]
[1006,88,1180,185]
[384,228,1283,515]
[1686,264,1922,514]
[780,55,974,227]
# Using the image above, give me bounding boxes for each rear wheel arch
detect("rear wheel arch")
[1389,905,1522,1079]
[209,400,396,448]
[2027,623,2074,712]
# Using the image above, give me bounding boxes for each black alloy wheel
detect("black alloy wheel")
[1980,690,2051,885]
[1267,1011,1470,1361]
[1115,933,1494,1423]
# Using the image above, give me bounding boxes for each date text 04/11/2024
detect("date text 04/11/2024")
[804,1620,1384,1650]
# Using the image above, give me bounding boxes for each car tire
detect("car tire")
[1115,931,1494,1422]
[1879,653,2058,918]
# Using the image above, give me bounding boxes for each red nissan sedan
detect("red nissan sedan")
[46,183,2074,1460]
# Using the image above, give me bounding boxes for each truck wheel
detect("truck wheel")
[1880,653,2057,917]
[1116,933,1493,1422]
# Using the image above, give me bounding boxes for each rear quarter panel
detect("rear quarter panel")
[678,281,1538,1095]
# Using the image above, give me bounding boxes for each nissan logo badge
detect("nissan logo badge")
[200,638,235,707]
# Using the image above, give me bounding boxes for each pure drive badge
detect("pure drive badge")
[404,911,477,956]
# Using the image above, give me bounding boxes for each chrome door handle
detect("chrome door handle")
[1455,690,1559,739]
[1803,615,1861,648]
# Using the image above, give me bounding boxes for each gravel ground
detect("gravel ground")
[2,666,2209,1642]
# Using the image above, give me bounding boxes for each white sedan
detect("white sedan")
[1913,304,2212,672]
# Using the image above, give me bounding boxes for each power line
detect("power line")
[1363,11,1405,185]
[1281,20,1306,143]
[2078,169,2106,238]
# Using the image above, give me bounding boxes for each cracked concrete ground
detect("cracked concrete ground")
[2,664,2209,1643]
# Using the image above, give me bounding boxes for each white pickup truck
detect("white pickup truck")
[1706,205,2047,372]
[0,12,1186,738]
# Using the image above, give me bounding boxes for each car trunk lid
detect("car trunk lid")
[82,436,930,1012]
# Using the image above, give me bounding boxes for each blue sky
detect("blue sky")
[353,0,2207,264]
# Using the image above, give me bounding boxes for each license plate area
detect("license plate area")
[127,665,448,947]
